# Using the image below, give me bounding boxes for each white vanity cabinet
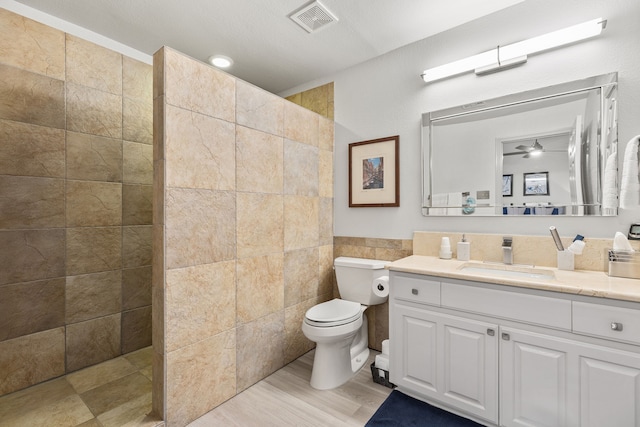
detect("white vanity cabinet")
[389,270,640,427]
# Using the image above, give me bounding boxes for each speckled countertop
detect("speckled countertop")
[387,255,640,303]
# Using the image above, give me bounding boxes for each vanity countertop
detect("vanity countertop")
[386,255,640,303]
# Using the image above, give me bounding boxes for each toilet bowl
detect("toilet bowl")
[301,257,389,390]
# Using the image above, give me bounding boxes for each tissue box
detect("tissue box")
[370,362,396,389]
[606,249,640,279]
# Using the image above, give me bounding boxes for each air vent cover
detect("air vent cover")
[289,1,338,33]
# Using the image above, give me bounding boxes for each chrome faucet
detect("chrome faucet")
[502,236,513,265]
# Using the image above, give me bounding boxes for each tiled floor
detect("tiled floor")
[0,346,161,427]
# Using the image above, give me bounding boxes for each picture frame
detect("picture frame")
[523,172,549,196]
[502,174,513,197]
[349,135,399,207]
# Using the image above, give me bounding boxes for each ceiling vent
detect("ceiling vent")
[289,1,338,33]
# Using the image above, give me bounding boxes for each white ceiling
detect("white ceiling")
[12,0,523,94]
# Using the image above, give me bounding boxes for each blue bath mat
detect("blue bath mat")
[366,390,483,426]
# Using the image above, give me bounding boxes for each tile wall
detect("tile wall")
[285,82,334,120]
[153,47,335,426]
[0,8,153,397]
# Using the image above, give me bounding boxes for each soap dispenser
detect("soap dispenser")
[457,234,470,261]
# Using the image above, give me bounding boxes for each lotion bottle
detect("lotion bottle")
[457,234,470,261]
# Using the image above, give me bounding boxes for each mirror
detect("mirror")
[422,73,618,216]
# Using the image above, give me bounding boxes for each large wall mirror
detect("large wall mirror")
[421,73,618,216]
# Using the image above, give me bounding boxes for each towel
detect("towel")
[602,151,618,211]
[620,135,640,209]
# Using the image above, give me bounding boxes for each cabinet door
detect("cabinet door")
[578,344,640,427]
[500,327,577,427]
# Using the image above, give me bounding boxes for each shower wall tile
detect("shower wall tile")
[319,197,334,246]
[284,139,318,196]
[0,229,65,285]
[0,176,65,229]
[122,266,152,311]
[284,296,325,364]
[165,261,236,352]
[121,306,152,354]
[236,80,284,136]
[236,311,284,392]
[299,84,329,117]
[0,328,65,396]
[65,271,122,324]
[66,227,122,275]
[0,8,65,79]
[66,132,123,182]
[0,63,65,129]
[123,96,153,145]
[236,126,283,194]
[0,278,65,341]
[153,96,165,161]
[319,150,333,198]
[165,187,236,269]
[318,116,334,152]
[66,314,121,372]
[66,82,122,138]
[123,141,153,185]
[284,247,319,307]
[236,192,283,258]
[165,105,235,190]
[65,181,122,227]
[122,184,153,225]
[284,102,318,147]
[123,57,153,102]
[236,254,284,324]
[166,330,236,426]
[319,244,334,297]
[0,119,65,178]
[163,48,235,122]
[284,195,319,251]
[122,226,153,268]
[65,34,122,94]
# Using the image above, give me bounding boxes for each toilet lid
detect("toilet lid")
[305,299,362,327]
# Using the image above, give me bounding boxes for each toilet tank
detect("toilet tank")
[334,257,388,306]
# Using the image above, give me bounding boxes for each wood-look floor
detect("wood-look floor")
[188,350,393,427]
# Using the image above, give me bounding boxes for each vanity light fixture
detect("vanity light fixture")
[421,18,606,83]
[208,55,233,68]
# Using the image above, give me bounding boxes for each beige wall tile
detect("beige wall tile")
[165,105,235,190]
[66,82,122,138]
[165,188,236,269]
[123,141,153,185]
[0,176,65,228]
[373,302,389,351]
[284,297,323,364]
[318,116,334,152]
[65,34,122,94]
[123,226,153,268]
[123,184,153,226]
[237,254,284,324]
[123,97,153,145]
[166,330,236,426]
[0,229,65,285]
[318,245,334,297]
[299,85,328,117]
[236,125,283,194]
[284,248,319,307]
[122,266,152,311]
[66,271,122,324]
[152,48,165,99]
[0,63,65,129]
[153,96,165,161]
[79,372,151,416]
[0,8,65,79]
[121,306,152,354]
[66,357,138,394]
[0,278,65,341]
[0,119,65,178]
[319,197,333,246]
[236,193,283,258]
[164,48,235,122]
[236,80,284,136]
[151,349,164,419]
[66,227,122,275]
[334,244,376,260]
[236,311,284,392]
[0,328,66,396]
[284,195,319,251]
[66,314,121,372]
[284,102,318,146]
[284,139,318,196]
[123,57,153,101]
[66,132,123,182]
[66,181,122,227]
[319,150,334,198]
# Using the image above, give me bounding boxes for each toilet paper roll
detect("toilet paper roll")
[381,339,390,356]
[375,354,389,371]
[372,276,389,298]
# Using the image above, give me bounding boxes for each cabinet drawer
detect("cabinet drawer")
[573,301,640,345]
[391,273,440,305]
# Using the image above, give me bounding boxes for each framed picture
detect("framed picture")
[523,172,549,196]
[502,174,513,197]
[349,135,399,207]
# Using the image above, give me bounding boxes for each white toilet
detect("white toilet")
[302,257,389,390]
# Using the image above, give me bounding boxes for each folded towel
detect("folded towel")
[602,151,618,211]
[620,135,640,209]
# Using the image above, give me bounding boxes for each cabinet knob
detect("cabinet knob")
[611,322,623,331]
[411,288,419,295]
[501,333,510,341]
[487,329,495,336]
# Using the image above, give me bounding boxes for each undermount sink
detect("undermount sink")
[458,262,555,281]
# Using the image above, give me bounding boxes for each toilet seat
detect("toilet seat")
[304,299,362,327]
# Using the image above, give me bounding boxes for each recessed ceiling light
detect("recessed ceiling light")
[208,55,233,68]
